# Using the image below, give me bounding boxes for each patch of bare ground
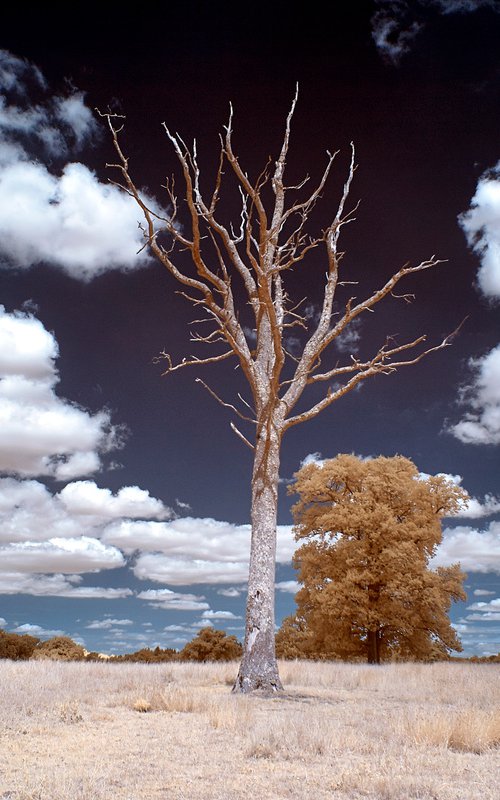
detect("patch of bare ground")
[0,660,498,799]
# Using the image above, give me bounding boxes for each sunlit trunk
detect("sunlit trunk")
[233,425,283,693]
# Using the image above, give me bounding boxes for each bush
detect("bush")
[32,636,86,661]
[113,646,178,663]
[0,629,40,660]
[179,628,242,662]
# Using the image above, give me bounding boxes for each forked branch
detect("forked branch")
[100,95,460,448]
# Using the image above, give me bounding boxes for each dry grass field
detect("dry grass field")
[0,660,498,799]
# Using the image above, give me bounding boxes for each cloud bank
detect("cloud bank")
[103,517,295,585]
[0,306,495,615]
[0,307,173,597]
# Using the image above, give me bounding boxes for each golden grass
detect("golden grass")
[409,707,500,753]
[0,659,498,799]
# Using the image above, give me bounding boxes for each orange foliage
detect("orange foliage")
[288,454,467,663]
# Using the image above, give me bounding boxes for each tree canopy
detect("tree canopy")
[179,627,243,662]
[0,629,39,660]
[288,454,467,663]
[31,636,86,661]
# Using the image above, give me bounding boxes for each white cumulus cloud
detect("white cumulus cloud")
[0,537,125,573]
[0,306,57,378]
[0,476,170,596]
[433,522,500,573]
[0,572,132,598]
[103,517,295,586]
[456,493,500,518]
[0,308,173,597]
[449,344,500,445]
[12,623,65,638]
[418,470,500,517]
[452,155,500,445]
[459,163,500,300]
[58,481,171,520]
[0,307,121,479]
[334,319,362,355]
[466,597,500,612]
[201,610,242,619]
[0,49,167,280]
[137,588,209,611]
[0,477,170,544]
[0,161,159,279]
[0,51,46,93]
[133,554,250,586]
[85,618,134,629]
[275,580,300,594]
[217,587,243,597]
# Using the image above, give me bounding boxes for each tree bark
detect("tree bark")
[233,426,283,693]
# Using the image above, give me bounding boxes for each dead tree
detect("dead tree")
[101,90,457,693]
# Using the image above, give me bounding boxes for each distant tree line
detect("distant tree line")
[110,628,242,663]
[2,625,497,664]
[0,627,242,663]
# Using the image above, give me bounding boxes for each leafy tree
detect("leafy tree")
[102,93,457,691]
[114,646,178,663]
[275,615,314,660]
[179,628,242,662]
[289,454,467,663]
[0,629,40,660]
[32,636,86,661]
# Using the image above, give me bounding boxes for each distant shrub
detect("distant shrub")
[468,653,500,664]
[85,651,103,661]
[113,646,179,663]
[0,629,40,660]
[32,636,86,661]
[179,628,242,662]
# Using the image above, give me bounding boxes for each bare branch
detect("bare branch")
[195,378,256,423]
[153,349,235,375]
[284,324,462,431]
[391,291,415,304]
[238,392,255,415]
[230,421,255,451]
[309,334,428,383]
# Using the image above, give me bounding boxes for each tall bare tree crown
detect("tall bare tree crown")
[100,91,458,446]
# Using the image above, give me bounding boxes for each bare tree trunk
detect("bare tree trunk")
[233,425,283,693]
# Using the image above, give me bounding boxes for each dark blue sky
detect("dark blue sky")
[0,0,499,656]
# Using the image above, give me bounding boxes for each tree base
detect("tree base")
[232,666,283,694]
